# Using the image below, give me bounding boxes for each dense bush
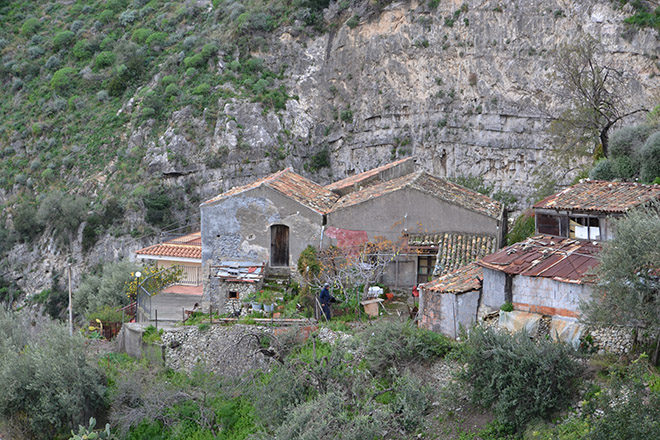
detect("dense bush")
[51,67,78,92]
[95,50,116,69]
[361,320,453,375]
[0,309,106,440]
[20,18,41,37]
[143,187,172,227]
[272,392,382,440]
[589,158,616,180]
[608,124,653,159]
[72,39,94,60]
[73,260,139,316]
[12,200,42,242]
[506,209,535,245]
[459,327,583,431]
[587,358,660,440]
[640,131,660,183]
[53,30,76,50]
[36,191,88,248]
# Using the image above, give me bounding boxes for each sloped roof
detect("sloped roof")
[201,168,339,214]
[478,235,601,284]
[330,171,502,219]
[136,232,202,260]
[325,157,414,193]
[534,180,660,213]
[432,233,497,276]
[422,262,483,294]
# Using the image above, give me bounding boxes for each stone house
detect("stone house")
[325,167,506,287]
[199,158,505,312]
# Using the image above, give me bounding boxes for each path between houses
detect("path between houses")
[149,285,203,324]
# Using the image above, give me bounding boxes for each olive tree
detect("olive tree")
[581,203,660,364]
[0,309,106,439]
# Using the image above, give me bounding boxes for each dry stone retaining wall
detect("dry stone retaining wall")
[160,324,274,377]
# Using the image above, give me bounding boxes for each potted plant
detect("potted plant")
[245,292,262,311]
[259,289,276,313]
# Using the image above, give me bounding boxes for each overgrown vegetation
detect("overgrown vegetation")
[589,123,660,183]
[458,326,584,431]
[0,309,106,440]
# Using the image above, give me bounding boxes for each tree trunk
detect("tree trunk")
[652,333,660,366]
[600,125,610,158]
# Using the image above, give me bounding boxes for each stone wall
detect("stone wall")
[160,324,274,377]
[586,325,659,355]
[210,280,259,315]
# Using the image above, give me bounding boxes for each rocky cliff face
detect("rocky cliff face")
[6,0,660,295]
[147,0,658,203]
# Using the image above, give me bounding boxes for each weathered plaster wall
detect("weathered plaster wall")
[326,187,501,244]
[481,268,507,313]
[421,288,481,339]
[382,255,416,287]
[201,186,323,269]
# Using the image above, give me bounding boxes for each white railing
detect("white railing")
[178,265,202,286]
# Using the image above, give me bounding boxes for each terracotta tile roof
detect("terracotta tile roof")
[426,233,497,276]
[201,168,339,214]
[534,180,660,213]
[325,157,415,193]
[136,232,202,260]
[331,171,502,219]
[422,262,483,293]
[477,235,601,284]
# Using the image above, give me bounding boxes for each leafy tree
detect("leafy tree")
[73,260,142,316]
[506,209,535,245]
[12,200,42,242]
[36,191,88,249]
[640,131,660,183]
[0,309,106,440]
[581,203,660,364]
[550,35,647,160]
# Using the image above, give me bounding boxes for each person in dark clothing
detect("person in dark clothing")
[319,283,332,320]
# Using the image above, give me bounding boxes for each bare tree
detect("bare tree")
[550,35,647,160]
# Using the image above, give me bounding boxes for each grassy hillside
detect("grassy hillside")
[0,0,335,256]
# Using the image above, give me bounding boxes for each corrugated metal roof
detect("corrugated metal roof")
[212,261,265,283]
[477,235,601,284]
[136,232,202,260]
[534,180,660,213]
[421,262,483,293]
[201,168,339,214]
[325,157,414,192]
[330,171,502,219]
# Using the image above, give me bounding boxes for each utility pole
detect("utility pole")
[68,264,72,336]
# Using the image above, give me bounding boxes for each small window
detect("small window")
[228,291,239,299]
[570,217,601,240]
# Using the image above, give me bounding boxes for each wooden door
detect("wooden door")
[270,225,289,267]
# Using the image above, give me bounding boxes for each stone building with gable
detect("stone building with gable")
[198,158,506,312]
